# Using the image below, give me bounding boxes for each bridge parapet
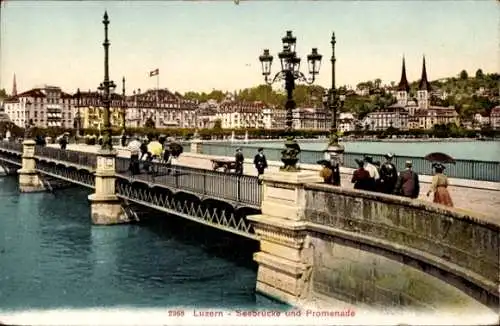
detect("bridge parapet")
[249,172,499,311]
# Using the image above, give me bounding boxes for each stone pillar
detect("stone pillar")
[248,170,322,306]
[88,149,127,225]
[18,139,44,192]
[190,139,203,154]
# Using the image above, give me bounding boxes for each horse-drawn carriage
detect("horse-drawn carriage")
[211,158,237,173]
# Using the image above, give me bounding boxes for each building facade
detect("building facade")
[3,86,73,128]
[126,89,197,129]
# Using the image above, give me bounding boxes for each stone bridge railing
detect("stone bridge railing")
[249,171,499,312]
[303,184,499,309]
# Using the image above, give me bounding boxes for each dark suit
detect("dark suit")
[394,169,420,198]
[379,162,398,194]
[235,152,244,175]
[253,153,268,176]
[330,162,341,186]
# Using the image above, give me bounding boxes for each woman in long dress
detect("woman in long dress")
[426,163,453,207]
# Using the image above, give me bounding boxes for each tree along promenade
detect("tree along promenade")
[43,144,500,224]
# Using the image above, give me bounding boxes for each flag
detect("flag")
[149,69,159,77]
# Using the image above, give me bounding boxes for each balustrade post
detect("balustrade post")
[88,149,128,225]
[18,140,44,192]
[190,139,203,154]
[247,170,323,306]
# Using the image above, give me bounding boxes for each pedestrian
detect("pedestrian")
[363,156,379,191]
[139,139,148,161]
[146,136,163,174]
[127,135,142,175]
[319,161,334,184]
[235,148,244,175]
[329,155,341,186]
[379,153,398,194]
[351,158,372,190]
[253,147,268,181]
[426,163,453,207]
[121,132,127,147]
[394,160,420,199]
[59,133,68,150]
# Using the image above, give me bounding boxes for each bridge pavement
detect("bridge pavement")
[45,143,500,223]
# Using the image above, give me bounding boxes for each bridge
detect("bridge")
[0,140,262,239]
[0,140,498,316]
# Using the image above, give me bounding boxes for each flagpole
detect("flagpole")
[156,71,159,111]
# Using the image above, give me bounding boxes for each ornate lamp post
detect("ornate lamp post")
[259,30,322,171]
[323,32,346,165]
[75,88,82,138]
[24,100,33,139]
[98,11,116,151]
[121,77,126,133]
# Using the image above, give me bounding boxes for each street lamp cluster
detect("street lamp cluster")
[259,30,322,171]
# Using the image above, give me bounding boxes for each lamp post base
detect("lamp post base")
[280,136,301,172]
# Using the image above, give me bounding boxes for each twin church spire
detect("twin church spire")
[397,55,431,93]
[396,55,432,110]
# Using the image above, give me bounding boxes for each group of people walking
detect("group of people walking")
[126,135,177,176]
[349,153,453,207]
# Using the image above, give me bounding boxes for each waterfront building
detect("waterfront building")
[217,99,267,129]
[126,89,197,129]
[3,86,73,128]
[196,100,219,129]
[261,107,286,129]
[292,107,330,130]
[76,91,125,129]
[364,106,409,131]
[490,106,500,130]
[337,112,357,133]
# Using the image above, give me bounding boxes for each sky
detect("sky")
[0,0,498,95]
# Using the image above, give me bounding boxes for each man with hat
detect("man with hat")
[379,153,398,194]
[394,160,420,199]
[235,147,244,175]
[253,148,268,182]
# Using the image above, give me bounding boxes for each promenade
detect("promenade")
[46,144,500,223]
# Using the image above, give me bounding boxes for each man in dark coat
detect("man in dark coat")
[394,160,420,199]
[235,148,244,175]
[253,148,268,179]
[329,155,341,186]
[379,153,398,194]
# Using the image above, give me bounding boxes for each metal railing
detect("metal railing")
[34,146,98,169]
[0,142,261,207]
[200,142,500,182]
[0,140,23,153]
[115,156,261,207]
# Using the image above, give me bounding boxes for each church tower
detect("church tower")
[417,56,431,110]
[12,73,17,96]
[396,56,410,106]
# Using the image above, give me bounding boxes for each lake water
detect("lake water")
[0,176,286,314]
[245,140,500,161]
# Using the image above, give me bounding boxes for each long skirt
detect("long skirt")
[434,186,454,207]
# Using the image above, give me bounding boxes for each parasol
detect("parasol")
[424,152,456,164]
[316,159,331,167]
